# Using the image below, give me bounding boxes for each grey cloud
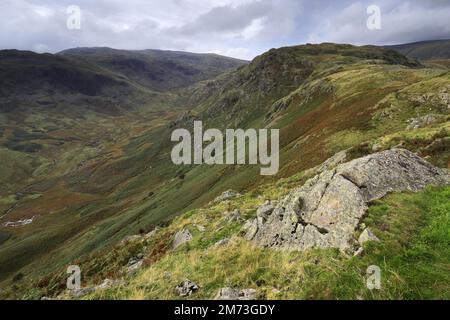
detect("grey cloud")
[0,0,448,60]
[175,0,273,35]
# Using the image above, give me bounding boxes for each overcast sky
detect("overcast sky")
[0,0,449,60]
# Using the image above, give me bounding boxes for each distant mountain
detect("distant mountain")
[58,47,248,92]
[0,50,132,97]
[0,48,246,114]
[386,39,450,60]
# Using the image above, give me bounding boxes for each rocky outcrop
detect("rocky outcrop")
[215,288,257,300]
[406,114,445,130]
[172,228,193,249]
[246,149,450,253]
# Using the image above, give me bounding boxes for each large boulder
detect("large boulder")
[247,149,450,253]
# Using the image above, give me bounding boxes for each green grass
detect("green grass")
[72,186,450,300]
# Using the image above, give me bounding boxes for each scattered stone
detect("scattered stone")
[215,288,257,300]
[95,278,126,290]
[213,190,241,203]
[406,114,444,130]
[358,228,380,245]
[176,279,199,297]
[127,259,143,273]
[144,227,160,240]
[172,228,193,249]
[248,149,450,253]
[67,278,125,298]
[68,287,95,298]
[212,238,230,248]
[271,287,281,295]
[2,216,36,227]
[121,234,142,244]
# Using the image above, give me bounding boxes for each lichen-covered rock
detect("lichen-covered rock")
[215,288,257,300]
[248,149,450,253]
[172,228,193,249]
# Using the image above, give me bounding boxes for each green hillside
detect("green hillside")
[0,43,449,300]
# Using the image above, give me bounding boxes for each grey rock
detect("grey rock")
[95,278,126,290]
[256,201,275,221]
[172,228,193,249]
[314,150,348,173]
[223,209,243,223]
[176,279,199,297]
[213,190,241,203]
[406,114,444,130]
[127,259,143,273]
[249,149,450,253]
[243,217,265,241]
[144,227,160,240]
[121,234,142,244]
[212,238,230,248]
[358,228,380,245]
[215,288,257,300]
[353,247,364,257]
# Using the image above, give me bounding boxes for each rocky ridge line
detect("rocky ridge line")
[246,149,450,253]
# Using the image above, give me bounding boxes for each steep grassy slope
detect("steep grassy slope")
[82,185,449,300]
[0,43,449,299]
